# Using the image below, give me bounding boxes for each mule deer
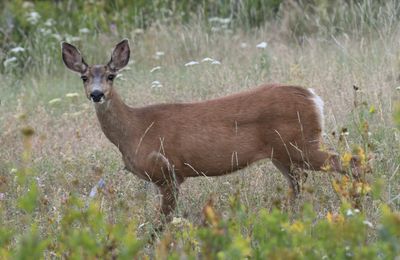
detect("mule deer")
[61,39,361,220]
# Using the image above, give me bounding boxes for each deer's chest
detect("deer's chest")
[121,152,152,181]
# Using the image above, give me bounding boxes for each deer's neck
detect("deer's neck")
[94,90,139,152]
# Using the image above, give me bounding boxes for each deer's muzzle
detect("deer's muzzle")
[90,90,105,103]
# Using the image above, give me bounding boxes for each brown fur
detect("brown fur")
[62,40,360,221]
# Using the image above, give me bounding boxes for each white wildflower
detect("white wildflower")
[256,41,268,49]
[0,193,4,201]
[10,47,25,53]
[116,74,125,81]
[134,29,144,35]
[201,57,214,62]
[3,57,17,67]
[66,93,79,98]
[363,220,373,228]
[39,28,51,35]
[208,17,231,24]
[79,28,90,34]
[22,2,34,9]
[346,209,354,216]
[65,35,80,43]
[184,61,199,67]
[48,98,62,105]
[26,11,41,25]
[208,17,219,23]
[70,36,81,42]
[138,223,146,229]
[154,51,165,60]
[201,57,221,65]
[52,34,62,41]
[44,18,55,27]
[150,66,161,73]
[10,168,18,174]
[171,217,183,225]
[35,177,45,188]
[171,217,189,227]
[151,80,163,88]
[240,42,248,48]
[219,18,231,24]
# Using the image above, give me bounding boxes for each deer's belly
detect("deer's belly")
[180,148,270,177]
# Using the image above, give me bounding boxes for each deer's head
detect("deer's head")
[61,39,130,103]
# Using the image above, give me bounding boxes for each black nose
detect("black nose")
[90,90,104,102]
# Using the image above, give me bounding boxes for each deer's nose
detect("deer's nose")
[90,90,104,102]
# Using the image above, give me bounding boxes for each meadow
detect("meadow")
[0,0,400,258]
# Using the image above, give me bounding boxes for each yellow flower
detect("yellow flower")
[321,163,331,172]
[203,203,219,227]
[369,105,376,114]
[355,147,366,164]
[326,212,345,224]
[341,152,353,168]
[355,182,372,195]
[332,180,341,194]
[289,221,305,233]
[327,212,333,223]
[362,183,372,193]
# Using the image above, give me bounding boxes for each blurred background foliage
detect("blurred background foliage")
[1,0,400,76]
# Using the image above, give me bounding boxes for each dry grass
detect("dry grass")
[0,22,399,239]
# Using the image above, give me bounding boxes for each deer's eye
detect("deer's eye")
[107,74,115,81]
[81,76,88,82]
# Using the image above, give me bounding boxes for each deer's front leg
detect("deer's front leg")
[147,151,184,222]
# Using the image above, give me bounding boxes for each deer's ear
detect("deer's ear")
[107,39,130,71]
[61,42,88,73]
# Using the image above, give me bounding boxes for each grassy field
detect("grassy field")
[1,1,400,258]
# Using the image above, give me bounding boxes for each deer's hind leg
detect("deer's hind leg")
[158,183,180,221]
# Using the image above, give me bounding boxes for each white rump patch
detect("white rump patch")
[308,88,324,130]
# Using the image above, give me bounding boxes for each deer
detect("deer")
[61,39,362,222]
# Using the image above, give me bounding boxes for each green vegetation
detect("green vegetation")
[1,0,399,258]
